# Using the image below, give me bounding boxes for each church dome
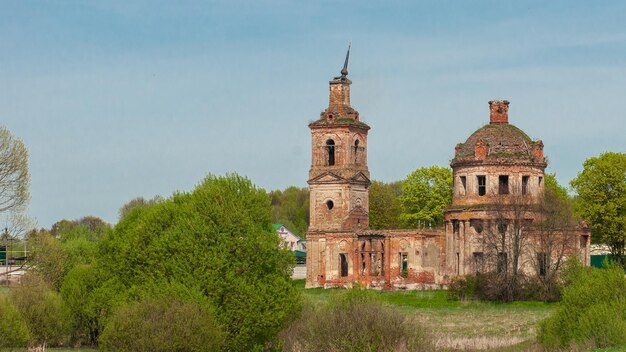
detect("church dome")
[452,100,546,165]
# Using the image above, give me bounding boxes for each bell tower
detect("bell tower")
[308,46,371,233]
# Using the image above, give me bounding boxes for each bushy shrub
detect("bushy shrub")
[9,274,71,347]
[98,295,224,352]
[447,274,479,301]
[447,272,564,302]
[538,264,626,350]
[0,296,30,348]
[280,287,431,352]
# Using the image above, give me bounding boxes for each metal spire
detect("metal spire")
[340,43,351,78]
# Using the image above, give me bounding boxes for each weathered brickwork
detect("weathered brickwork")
[305,61,590,289]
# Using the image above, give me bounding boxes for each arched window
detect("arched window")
[326,139,335,166]
[326,200,334,210]
[354,140,359,163]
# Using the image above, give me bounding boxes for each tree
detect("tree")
[29,217,110,291]
[400,166,453,228]
[0,126,29,214]
[571,152,626,267]
[531,174,579,300]
[478,194,535,302]
[118,196,163,221]
[269,186,309,237]
[97,174,301,351]
[369,180,402,229]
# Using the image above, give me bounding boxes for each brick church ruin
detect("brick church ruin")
[305,50,590,289]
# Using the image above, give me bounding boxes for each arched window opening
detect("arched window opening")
[326,200,334,210]
[326,139,335,166]
[354,139,359,163]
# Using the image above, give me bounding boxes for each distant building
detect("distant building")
[274,224,306,252]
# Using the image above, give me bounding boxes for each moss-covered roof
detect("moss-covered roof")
[453,123,540,163]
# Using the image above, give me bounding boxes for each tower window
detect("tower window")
[326,200,334,210]
[538,176,543,187]
[499,175,509,195]
[522,176,530,195]
[459,176,467,195]
[354,140,359,164]
[477,175,486,196]
[326,139,335,166]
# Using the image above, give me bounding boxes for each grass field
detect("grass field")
[294,280,554,351]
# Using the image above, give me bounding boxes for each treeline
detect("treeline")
[1,174,300,351]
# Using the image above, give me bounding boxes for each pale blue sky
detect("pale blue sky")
[1,1,625,227]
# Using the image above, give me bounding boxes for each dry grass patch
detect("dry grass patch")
[412,305,553,350]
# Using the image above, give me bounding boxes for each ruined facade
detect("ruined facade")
[444,100,590,277]
[305,56,590,289]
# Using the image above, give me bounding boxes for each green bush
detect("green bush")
[0,296,30,348]
[98,296,224,352]
[280,287,431,352]
[538,264,626,350]
[9,274,71,347]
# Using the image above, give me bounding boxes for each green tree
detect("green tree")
[0,126,29,214]
[570,152,626,266]
[369,180,402,229]
[400,166,453,228]
[269,186,309,237]
[98,174,301,351]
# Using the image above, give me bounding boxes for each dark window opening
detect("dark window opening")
[497,222,508,235]
[522,176,530,195]
[498,175,509,195]
[460,176,467,195]
[400,252,408,278]
[452,220,460,234]
[538,176,543,187]
[538,252,548,277]
[326,200,334,210]
[473,252,484,273]
[326,139,335,166]
[340,253,348,277]
[497,252,508,273]
[354,140,359,164]
[477,175,486,196]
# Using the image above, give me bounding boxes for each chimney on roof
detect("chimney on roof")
[489,100,509,124]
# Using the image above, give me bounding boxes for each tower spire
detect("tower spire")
[340,43,351,79]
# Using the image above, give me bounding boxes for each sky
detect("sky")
[1,1,625,228]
